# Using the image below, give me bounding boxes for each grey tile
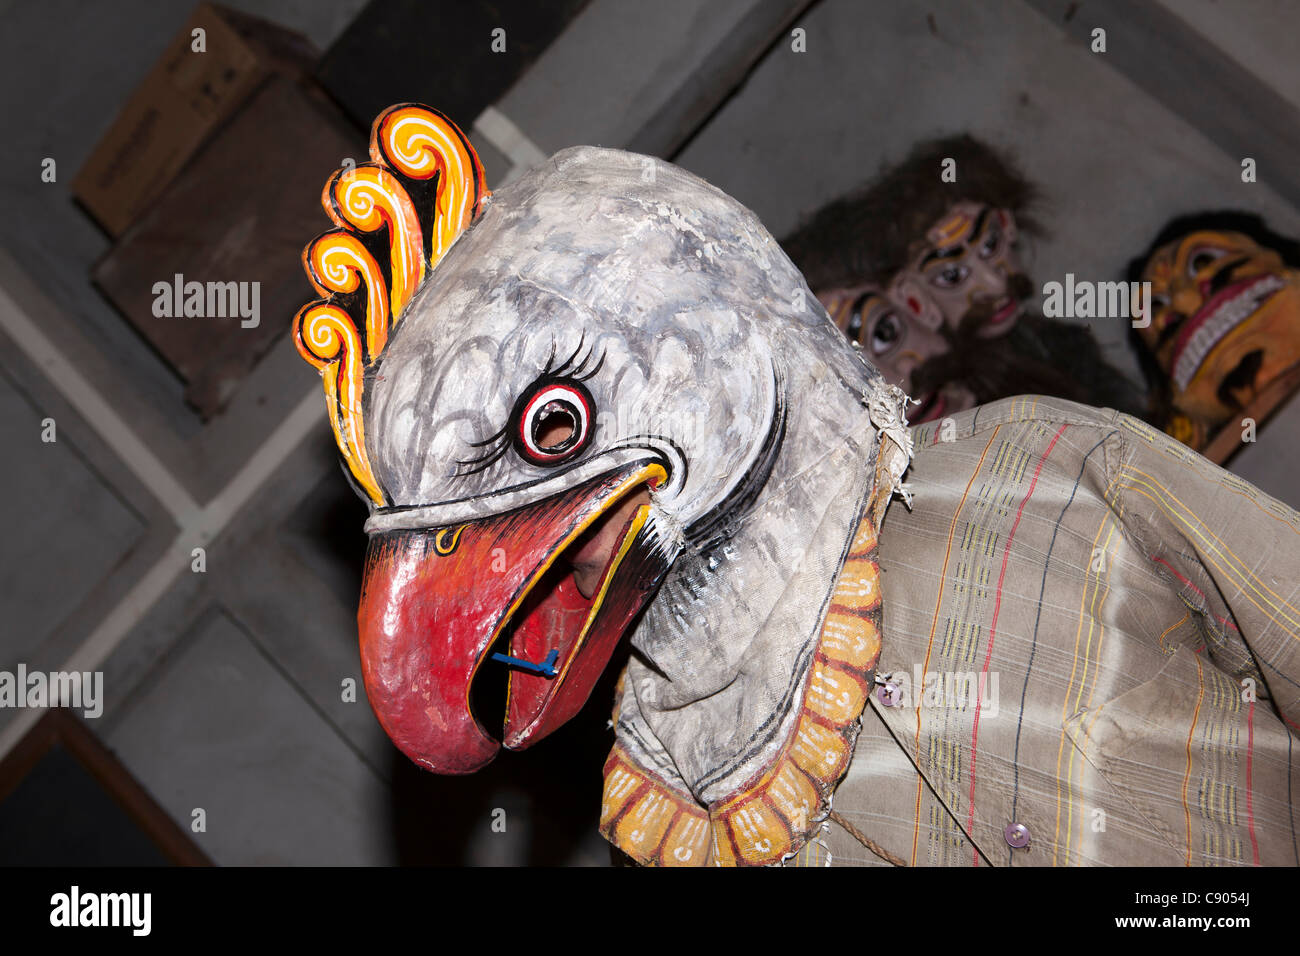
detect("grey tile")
[1155,0,1300,114]
[0,1,203,440]
[1228,396,1300,510]
[0,0,375,473]
[217,533,393,768]
[105,608,393,865]
[0,365,144,666]
[499,0,769,154]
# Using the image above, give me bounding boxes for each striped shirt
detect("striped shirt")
[799,395,1300,866]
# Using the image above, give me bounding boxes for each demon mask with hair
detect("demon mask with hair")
[784,135,1143,420]
[783,134,1040,340]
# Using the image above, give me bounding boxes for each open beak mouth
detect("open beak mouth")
[357,461,669,775]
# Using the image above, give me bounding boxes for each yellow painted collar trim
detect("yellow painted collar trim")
[600,482,888,866]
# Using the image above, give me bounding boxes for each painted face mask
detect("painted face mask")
[294,105,912,861]
[817,281,975,423]
[894,199,1027,337]
[1137,228,1300,437]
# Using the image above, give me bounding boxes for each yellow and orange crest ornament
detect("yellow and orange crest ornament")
[293,104,489,506]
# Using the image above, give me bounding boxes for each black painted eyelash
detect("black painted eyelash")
[454,422,511,477]
[452,333,605,479]
[544,330,606,382]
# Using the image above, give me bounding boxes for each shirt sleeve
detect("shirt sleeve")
[1111,413,1300,734]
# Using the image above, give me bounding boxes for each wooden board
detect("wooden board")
[315,0,590,131]
[1202,363,1300,466]
[92,76,359,420]
[72,2,318,237]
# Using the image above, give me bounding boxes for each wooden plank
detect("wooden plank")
[72,2,319,237]
[315,0,590,132]
[92,76,359,420]
[629,0,817,159]
[1202,363,1300,466]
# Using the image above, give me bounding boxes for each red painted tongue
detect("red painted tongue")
[502,502,664,750]
[505,572,594,740]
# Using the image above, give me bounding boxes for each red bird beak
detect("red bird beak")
[357,462,669,774]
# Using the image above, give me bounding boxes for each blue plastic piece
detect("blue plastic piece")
[490,647,560,678]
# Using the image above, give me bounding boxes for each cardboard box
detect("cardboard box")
[72,3,318,237]
[91,76,359,419]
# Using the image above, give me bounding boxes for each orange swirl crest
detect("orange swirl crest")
[292,105,491,506]
[373,104,490,266]
[304,231,390,360]
[325,166,424,321]
[294,302,383,505]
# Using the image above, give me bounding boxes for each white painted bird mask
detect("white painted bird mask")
[294,107,912,842]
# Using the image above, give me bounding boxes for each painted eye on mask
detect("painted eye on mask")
[978,228,1000,259]
[455,338,605,479]
[512,380,594,466]
[846,308,865,342]
[869,312,903,356]
[932,264,969,289]
[1187,246,1228,277]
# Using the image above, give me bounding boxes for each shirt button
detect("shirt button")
[876,682,901,707]
[1004,823,1031,849]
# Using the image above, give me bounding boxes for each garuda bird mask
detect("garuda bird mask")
[295,105,912,865]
